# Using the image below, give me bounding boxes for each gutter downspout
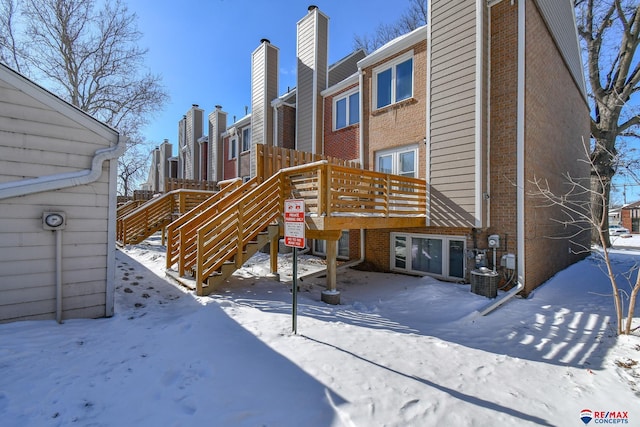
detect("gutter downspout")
[0,137,127,200]
[0,136,126,321]
[516,0,526,293]
[477,281,524,316]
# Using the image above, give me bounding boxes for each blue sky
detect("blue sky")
[128,0,408,149]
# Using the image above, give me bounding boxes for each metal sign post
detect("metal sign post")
[284,199,305,335]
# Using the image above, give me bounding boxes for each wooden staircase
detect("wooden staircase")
[116,189,215,245]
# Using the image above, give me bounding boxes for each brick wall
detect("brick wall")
[361,40,427,174]
[488,0,519,276]
[277,104,296,149]
[323,83,360,160]
[522,0,590,293]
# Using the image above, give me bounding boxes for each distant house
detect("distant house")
[142,0,589,296]
[621,202,640,233]
[0,63,125,323]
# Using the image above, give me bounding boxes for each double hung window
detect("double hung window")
[334,90,359,130]
[374,52,413,109]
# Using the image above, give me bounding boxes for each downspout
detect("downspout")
[0,136,126,321]
[477,0,526,316]
[0,136,127,200]
[516,0,526,293]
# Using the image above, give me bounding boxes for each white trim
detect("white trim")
[229,137,238,160]
[390,232,467,280]
[358,25,428,69]
[517,0,526,287]
[311,8,319,155]
[372,50,415,111]
[321,73,358,97]
[475,0,484,228]
[332,87,360,131]
[105,155,118,317]
[358,68,365,166]
[426,4,433,227]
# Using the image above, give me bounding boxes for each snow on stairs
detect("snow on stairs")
[165,224,279,293]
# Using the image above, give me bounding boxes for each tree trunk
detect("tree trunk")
[590,138,616,247]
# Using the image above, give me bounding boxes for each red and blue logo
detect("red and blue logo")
[580,409,629,424]
[581,409,593,425]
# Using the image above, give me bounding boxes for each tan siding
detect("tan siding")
[0,67,117,322]
[534,0,587,97]
[429,0,478,227]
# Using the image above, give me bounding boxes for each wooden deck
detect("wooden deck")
[117,145,427,296]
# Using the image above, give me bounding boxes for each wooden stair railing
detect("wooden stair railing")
[117,189,215,245]
[165,178,258,275]
[195,172,285,295]
[190,161,426,295]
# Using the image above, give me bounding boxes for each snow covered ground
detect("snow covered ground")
[1,235,639,426]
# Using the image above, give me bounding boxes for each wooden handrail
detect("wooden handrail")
[166,178,259,275]
[191,160,426,290]
[117,189,214,245]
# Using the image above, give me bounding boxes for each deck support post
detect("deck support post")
[321,236,340,305]
[268,229,280,280]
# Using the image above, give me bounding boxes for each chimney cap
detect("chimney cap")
[308,5,318,11]
[215,105,222,110]
[192,104,199,108]
[260,38,270,44]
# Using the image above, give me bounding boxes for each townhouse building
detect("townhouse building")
[143,0,589,295]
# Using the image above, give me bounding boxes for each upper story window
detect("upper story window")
[229,138,237,160]
[374,52,413,110]
[242,127,251,152]
[334,89,359,130]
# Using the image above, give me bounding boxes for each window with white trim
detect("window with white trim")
[313,231,350,259]
[334,89,359,130]
[374,52,413,110]
[375,144,418,178]
[242,127,251,152]
[229,138,237,159]
[391,233,466,280]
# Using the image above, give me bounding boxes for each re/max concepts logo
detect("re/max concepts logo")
[581,409,629,424]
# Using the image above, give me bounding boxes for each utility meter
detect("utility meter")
[488,234,500,248]
[43,211,66,230]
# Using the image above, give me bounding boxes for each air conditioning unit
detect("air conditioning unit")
[470,267,498,298]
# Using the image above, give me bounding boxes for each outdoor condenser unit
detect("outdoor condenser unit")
[470,267,498,298]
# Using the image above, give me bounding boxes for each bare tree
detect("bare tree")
[575,0,640,245]
[0,0,168,193]
[118,146,150,198]
[354,0,427,53]
[532,141,639,335]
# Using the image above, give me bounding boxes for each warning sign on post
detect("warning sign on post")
[284,199,305,248]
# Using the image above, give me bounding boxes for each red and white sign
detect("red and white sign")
[284,199,305,248]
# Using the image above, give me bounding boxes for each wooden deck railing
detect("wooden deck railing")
[195,172,285,291]
[116,200,145,219]
[192,161,426,290]
[165,178,259,275]
[117,189,215,245]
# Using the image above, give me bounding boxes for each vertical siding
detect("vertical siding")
[250,42,279,178]
[296,8,328,155]
[533,0,587,98]
[0,70,117,322]
[328,50,366,87]
[208,108,227,182]
[429,0,479,227]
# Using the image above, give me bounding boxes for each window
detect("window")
[391,233,466,280]
[374,53,413,109]
[229,138,237,159]
[334,90,359,130]
[313,231,350,259]
[375,145,417,177]
[242,127,251,152]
